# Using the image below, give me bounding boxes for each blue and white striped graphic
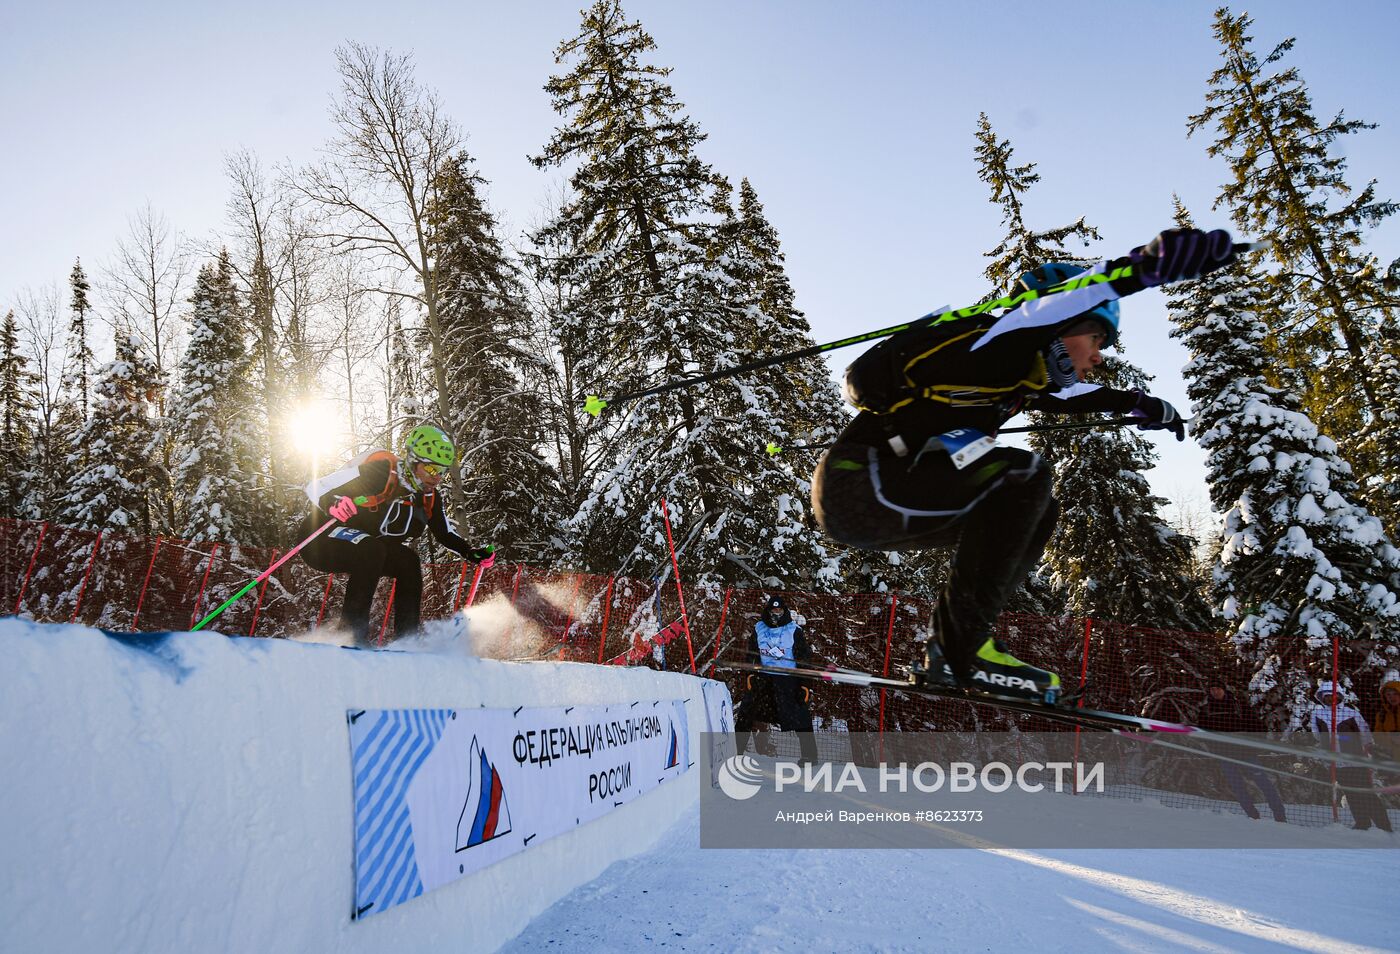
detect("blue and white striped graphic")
[350,709,451,918]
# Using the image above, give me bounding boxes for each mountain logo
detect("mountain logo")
[455,737,513,851]
[665,721,680,769]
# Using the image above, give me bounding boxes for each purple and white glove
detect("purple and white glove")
[1131,390,1186,442]
[328,496,358,522]
[1129,227,1235,287]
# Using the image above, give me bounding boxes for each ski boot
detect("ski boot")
[913,637,1062,705]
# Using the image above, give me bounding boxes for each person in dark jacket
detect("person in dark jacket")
[300,424,495,647]
[1196,685,1287,823]
[734,595,819,762]
[811,228,1240,700]
[1309,681,1393,832]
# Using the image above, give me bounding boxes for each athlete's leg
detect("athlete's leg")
[382,542,424,639]
[302,527,388,646]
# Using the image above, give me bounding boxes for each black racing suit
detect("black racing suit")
[812,259,1146,674]
[300,449,489,646]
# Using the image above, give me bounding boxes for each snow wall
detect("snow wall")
[0,619,731,954]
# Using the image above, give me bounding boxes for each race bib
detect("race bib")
[936,428,997,470]
[330,527,370,544]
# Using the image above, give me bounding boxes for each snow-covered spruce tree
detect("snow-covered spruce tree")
[1040,354,1211,629]
[973,112,1101,298]
[1357,315,1400,531]
[63,259,96,421]
[53,259,98,486]
[1166,206,1400,728]
[426,150,563,562]
[530,0,840,590]
[974,113,1210,694]
[0,309,39,518]
[722,177,932,595]
[969,111,1113,618]
[1188,8,1400,525]
[976,115,1207,624]
[59,332,166,536]
[172,251,263,545]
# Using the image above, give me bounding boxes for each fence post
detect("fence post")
[315,573,335,629]
[69,531,104,625]
[508,565,524,648]
[878,592,899,757]
[595,574,617,665]
[247,549,280,637]
[378,581,397,646]
[130,536,164,630]
[659,498,697,674]
[1331,633,1340,822]
[1073,616,1093,794]
[711,586,733,664]
[188,543,222,630]
[560,573,584,647]
[14,521,48,615]
[451,561,470,612]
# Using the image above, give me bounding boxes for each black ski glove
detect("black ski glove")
[1129,227,1235,287]
[1131,389,1186,441]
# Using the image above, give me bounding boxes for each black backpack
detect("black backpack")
[842,310,1044,415]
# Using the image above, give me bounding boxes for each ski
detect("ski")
[717,660,1382,772]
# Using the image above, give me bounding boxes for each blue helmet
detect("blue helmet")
[1015,262,1120,348]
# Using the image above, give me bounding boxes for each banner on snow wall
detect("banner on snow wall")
[699,680,736,788]
[347,699,691,919]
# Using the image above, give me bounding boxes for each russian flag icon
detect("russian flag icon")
[665,722,680,769]
[456,737,512,851]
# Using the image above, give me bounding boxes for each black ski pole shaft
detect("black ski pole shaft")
[765,416,1167,456]
[1000,415,1142,435]
[583,240,1267,418]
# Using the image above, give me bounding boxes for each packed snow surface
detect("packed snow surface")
[2,618,1396,954]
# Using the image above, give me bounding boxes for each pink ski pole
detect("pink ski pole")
[463,546,497,608]
[192,517,337,631]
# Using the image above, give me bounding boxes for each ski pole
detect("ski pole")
[463,546,496,608]
[191,513,344,632]
[764,415,1165,456]
[582,241,1269,419]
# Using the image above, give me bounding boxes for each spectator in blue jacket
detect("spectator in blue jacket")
[734,595,818,762]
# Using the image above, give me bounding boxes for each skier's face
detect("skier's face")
[1060,324,1107,380]
[414,461,444,490]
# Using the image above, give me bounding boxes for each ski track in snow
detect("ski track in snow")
[503,807,1397,953]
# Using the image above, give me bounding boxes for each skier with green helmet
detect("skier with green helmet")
[301,423,496,647]
[811,227,1238,701]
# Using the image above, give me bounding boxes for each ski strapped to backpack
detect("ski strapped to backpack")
[580,240,1269,420]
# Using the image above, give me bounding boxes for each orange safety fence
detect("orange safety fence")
[2,516,1395,830]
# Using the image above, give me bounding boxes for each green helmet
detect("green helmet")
[403,424,455,469]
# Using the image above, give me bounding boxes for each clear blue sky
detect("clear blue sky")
[4,0,1398,522]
